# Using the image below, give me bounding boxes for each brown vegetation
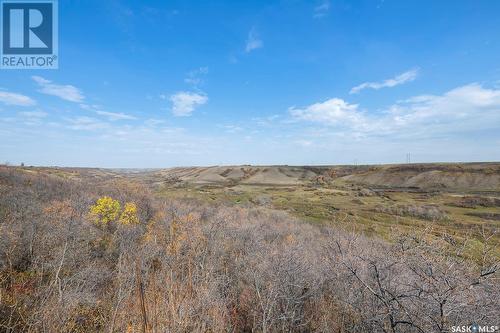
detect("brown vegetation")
[375,204,450,221]
[0,166,498,332]
[450,196,500,209]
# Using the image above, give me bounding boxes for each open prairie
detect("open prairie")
[134,163,500,259]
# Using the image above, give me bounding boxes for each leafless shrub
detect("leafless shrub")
[465,212,500,221]
[376,204,449,221]
[357,188,376,197]
[0,166,498,332]
[450,196,500,209]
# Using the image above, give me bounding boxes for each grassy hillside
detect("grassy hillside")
[129,163,500,191]
[130,163,499,258]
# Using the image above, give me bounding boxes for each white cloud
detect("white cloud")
[289,98,364,127]
[95,110,137,121]
[0,91,36,106]
[291,83,500,139]
[245,28,263,53]
[314,0,330,18]
[350,69,419,94]
[170,91,208,116]
[374,83,500,135]
[32,76,85,103]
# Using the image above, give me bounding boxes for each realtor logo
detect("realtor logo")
[1,0,58,69]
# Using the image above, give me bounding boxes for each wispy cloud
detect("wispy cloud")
[350,69,419,94]
[0,91,36,106]
[80,103,135,121]
[79,103,101,111]
[18,111,47,118]
[32,76,85,103]
[221,124,243,133]
[314,0,330,18]
[16,110,47,127]
[144,119,166,127]
[185,67,208,86]
[253,114,280,127]
[95,110,137,121]
[245,28,263,53]
[67,116,109,131]
[170,91,208,116]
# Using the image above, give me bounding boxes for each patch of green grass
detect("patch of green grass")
[155,182,499,261]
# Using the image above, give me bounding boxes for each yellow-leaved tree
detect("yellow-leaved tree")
[119,202,140,225]
[89,196,121,225]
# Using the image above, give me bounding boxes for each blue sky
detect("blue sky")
[1,0,500,167]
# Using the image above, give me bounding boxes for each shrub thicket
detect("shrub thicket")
[0,166,498,332]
